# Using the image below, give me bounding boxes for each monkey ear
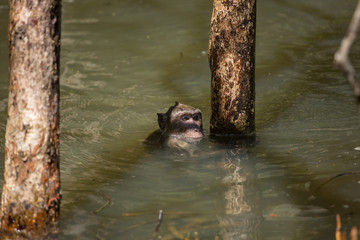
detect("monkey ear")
[157,113,167,130]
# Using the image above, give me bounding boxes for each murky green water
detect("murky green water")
[1,0,360,239]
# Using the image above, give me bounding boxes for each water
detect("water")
[0,0,360,239]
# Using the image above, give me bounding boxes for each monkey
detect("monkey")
[144,102,204,153]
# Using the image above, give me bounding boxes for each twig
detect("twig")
[123,211,199,217]
[336,214,359,240]
[336,214,342,240]
[334,0,360,113]
[94,193,112,214]
[351,226,358,240]
[151,209,163,240]
[315,171,360,192]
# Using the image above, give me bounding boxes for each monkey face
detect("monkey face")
[158,102,204,141]
[170,111,203,139]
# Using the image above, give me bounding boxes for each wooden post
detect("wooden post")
[209,0,256,137]
[1,0,61,235]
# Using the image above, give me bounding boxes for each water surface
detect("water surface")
[0,0,360,239]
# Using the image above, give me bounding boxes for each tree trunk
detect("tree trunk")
[1,0,61,235]
[209,0,256,136]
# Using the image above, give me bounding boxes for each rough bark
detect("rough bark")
[334,0,360,113]
[0,0,61,235]
[209,0,256,136]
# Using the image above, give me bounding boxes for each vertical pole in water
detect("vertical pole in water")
[209,0,256,137]
[1,0,61,236]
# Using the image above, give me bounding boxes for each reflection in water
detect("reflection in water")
[218,149,262,240]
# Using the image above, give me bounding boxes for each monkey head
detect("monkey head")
[157,102,203,142]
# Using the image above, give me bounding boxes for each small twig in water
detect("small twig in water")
[151,209,163,240]
[351,226,359,240]
[336,214,343,240]
[94,193,112,214]
[316,171,360,192]
[336,214,359,240]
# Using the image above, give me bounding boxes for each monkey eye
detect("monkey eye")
[181,115,190,121]
[192,114,201,121]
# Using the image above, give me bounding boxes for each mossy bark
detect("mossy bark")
[209,0,256,136]
[0,0,61,235]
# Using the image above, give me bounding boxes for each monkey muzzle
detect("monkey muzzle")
[179,123,204,142]
[168,125,203,142]
[184,127,203,139]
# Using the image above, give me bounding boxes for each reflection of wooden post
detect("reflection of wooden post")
[209,0,256,136]
[219,152,261,240]
[1,0,61,235]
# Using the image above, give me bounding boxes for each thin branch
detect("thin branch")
[93,193,112,214]
[151,209,163,240]
[315,171,360,192]
[351,226,358,240]
[336,214,342,240]
[334,0,360,112]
